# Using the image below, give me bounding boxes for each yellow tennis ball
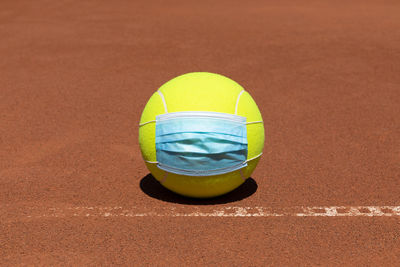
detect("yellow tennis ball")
[139,72,264,198]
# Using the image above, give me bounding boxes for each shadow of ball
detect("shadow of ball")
[139,173,258,205]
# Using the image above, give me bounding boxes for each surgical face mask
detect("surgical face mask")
[154,111,249,176]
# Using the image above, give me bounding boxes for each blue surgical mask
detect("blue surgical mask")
[154,111,248,176]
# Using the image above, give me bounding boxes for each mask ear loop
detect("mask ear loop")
[160,171,168,184]
[138,90,168,126]
[246,121,263,125]
[239,169,246,180]
[144,160,158,164]
[239,151,263,180]
[235,90,264,125]
[245,153,263,163]
[139,120,155,126]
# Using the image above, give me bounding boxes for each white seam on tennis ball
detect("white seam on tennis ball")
[157,90,168,113]
[234,90,245,115]
[145,160,158,164]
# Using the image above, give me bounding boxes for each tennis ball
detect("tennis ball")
[139,72,264,198]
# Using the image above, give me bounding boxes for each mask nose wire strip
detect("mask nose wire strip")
[144,152,263,165]
[157,90,168,113]
[139,120,263,127]
[234,90,245,115]
[139,120,262,127]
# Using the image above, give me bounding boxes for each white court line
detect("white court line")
[14,206,400,218]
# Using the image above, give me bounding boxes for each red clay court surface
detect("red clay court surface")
[1,0,400,265]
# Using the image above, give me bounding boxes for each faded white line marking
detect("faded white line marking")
[4,206,400,219]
